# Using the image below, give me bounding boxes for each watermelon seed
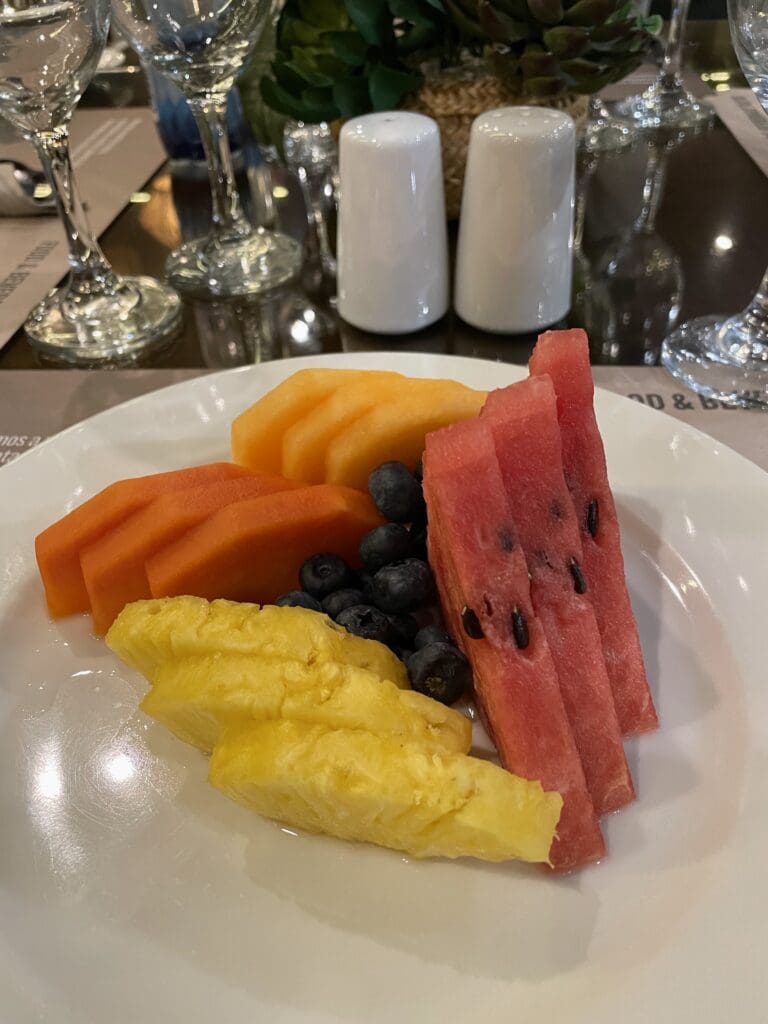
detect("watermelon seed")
[461,606,484,640]
[498,527,515,552]
[550,500,563,520]
[511,606,529,649]
[482,595,493,616]
[569,558,588,594]
[586,499,599,538]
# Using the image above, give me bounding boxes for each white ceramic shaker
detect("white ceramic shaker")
[337,112,449,333]
[454,106,575,333]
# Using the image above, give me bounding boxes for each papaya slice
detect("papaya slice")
[146,484,383,605]
[35,463,252,619]
[281,373,404,484]
[324,381,487,490]
[81,472,299,636]
[231,369,407,474]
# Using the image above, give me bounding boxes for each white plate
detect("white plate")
[1,352,767,1024]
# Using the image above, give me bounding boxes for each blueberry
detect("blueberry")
[407,643,471,706]
[387,612,419,649]
[321,588,364,620]
[371,558,435,614]
[299,554,354,599]
[414,624,453,650]
[356,569,376,604]
[409,520,428,561]
[368,461,425,523]
[275,590,322,611]
[359,523,412,572]
[413,457,424,483]
[336,604,393,646]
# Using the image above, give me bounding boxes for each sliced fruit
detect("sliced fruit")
[146,484,382,606]
[81,472,299,636]
[482,377,634,816]
[423,416,605,871]
[231,369,407,474]
[106,598,408,688]
[141,654,471,755]
[324,380,487,490]
[529,329,658,735]
[281,373,405,483]
[209,719,563,863]
[35,463,252,619]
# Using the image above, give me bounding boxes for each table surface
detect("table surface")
[0,21,763,372]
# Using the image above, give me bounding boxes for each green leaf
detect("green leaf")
[325,29,370,64]
[333,74,373,116]
[563,0,617,26]
[523,74,567,95]
[423,0,446,9]
[286,48,335,86]
[443,0,485,37]
[479,1,532,43]
[492,0,530,19]
[282,16,327,46]
[526,0,564,25]
[300,84,341,120]
[273,60,308,93]
[520,49,559,76]
[298,0,347,29]
[641,13,663,34]
[588,20,632,43]
[396,19,442,52]
[560,56,608,77]
[542,25,589,55]
[368,63,423,108]
[261,76,318,120]
[606,0,631,21]
[344,0,391,45]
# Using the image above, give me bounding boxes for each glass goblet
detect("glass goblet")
[111,0,301,299]
[661,0,768,407]
[0,0,181,363]
[616,0,713,131]
[581,96,638,154]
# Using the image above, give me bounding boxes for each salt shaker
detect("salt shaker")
[337,112,448,334]
[455,107,575,333]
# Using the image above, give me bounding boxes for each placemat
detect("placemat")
[0,367,765,472]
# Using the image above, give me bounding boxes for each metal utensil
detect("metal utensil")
[0,159,55,216]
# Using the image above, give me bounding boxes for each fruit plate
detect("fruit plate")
[1,351,767,1023]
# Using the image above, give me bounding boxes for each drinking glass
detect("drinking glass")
[111,0,301,299]
[581,96,637,154]
[616,0,713,130]
[0,0,181,363]
[660,0,768,407]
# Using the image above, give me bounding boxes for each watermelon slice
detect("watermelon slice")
[529,329,658,735]
[424,417,605,871]
[482,377,635,815]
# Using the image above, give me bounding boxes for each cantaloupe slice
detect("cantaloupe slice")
[81,472,299,636]
[35,463,252,619]
[146,484,383,605]
[281,373,405,483]
[325,382,487,490]
[231,369,407,474]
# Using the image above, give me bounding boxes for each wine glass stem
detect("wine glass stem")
[662,0,690,84]
[741,266,768,341]
[32,126,120,298]
[189,93,251,243]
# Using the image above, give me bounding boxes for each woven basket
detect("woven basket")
[404,75,589,219]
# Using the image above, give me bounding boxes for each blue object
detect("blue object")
[145,64,248,163]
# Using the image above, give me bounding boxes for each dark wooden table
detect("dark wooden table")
[1,21,762,371]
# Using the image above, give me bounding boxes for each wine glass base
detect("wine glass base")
[661,314,768,408]
[166,228,302,299]
[581,109,637,154]
[24,276,182,365]
[616,84,714,131]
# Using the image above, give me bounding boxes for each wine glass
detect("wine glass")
[111,0,302,299]
[660,0,768,407]
[0,0,181,364]
[586,133,683,364]
[581,96,638,154]
[616,0,713,130]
